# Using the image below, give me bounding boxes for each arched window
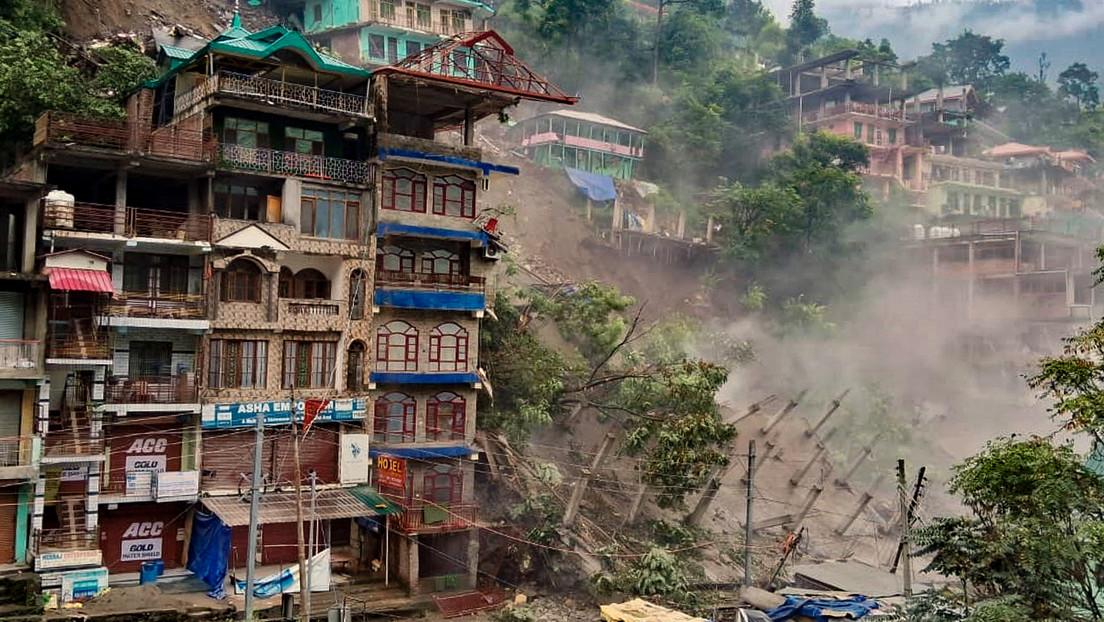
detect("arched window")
[427,391,466,441]
[346,340,366,391]
[420,249,461,279]
[373,392,415,443]
[429,322,467,372]
[382,168,427,213]
[432,175,476,218]
[278,267,293,298]
[376,320,418,371]
[349,269,368,320]
[293,268,331,299]
[220,258,263,302]
[423,463,462,504]
[377,245,415,278]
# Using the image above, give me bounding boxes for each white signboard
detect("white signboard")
[60,465,87,482]
[154,471,199,502]
[125,471,153,497]
[340,433,369,484]
[35,549,102,571]
[120,521,164,562]
[125,455,167,473]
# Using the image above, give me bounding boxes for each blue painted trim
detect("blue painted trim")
[373,288,485,311]
[376,222,490,246]
[378,147,520,176]
[370,371,480,385]
[370,445,473,458]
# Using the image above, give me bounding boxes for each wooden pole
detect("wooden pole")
[685,444,743,527]
[789,428,836,487]
[563,433,615,527]
[622,482,648,527]
[894,459,913,596]
[293,421,308,622]
[836,475,885,536]
[805,389,850,437]
[760,390,807,435]
[744,440,755,587]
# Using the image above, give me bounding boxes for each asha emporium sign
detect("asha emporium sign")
[201,398,366,429]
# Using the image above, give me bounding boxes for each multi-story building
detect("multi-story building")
[511,110,647,180]
[1,15,574,598]
[293,0,495,67]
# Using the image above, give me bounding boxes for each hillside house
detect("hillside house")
[512,110,647,180]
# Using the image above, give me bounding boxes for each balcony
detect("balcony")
[393,502,477,534]
[175,71,369,119]
[376,270,484,292]
[359,8,470,37]
[0,340,42,377]
[102,292,208,330]
[218,144,372,185]
[0,436,41,480]
[105,374,199,408]
[42,433,103,464]
[279,299,348,331]
[47,333,111,364]
[803,101,908,123]
[43,201,214,244]
[33,111,213,162]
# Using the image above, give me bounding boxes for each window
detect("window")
[286,127,324,156]
[853,122,863,140]
[450,50,467,75]
[282,268,331,299]
[374,392,415,443]
[450,10,466,33]
[426,392,466,441]
[439,8,451,33]
[423,464,461,504]
[866,124,873,143]
[220,258,263,302]
[282,341,337,388]
[429,322,468,372]
[123,254,188,296]
[415,4,431,29]
[387,37,399,63]
[406,41,422,58]
[278,267,293,298]
[432,175,476,218]
[208,339,268,389]
[369,34,385,59]
[347,341,366,391]
[382,169,427,212]
[379,0,396,20]
[887,128,897,144]
[349,269,368,320]
[313,4,322,24]
[420,249,461,277]
[378,245,415,276]
[223,118,270,149]
[301,187,360,240]
[376,320,418,371]
[128,341,172,378]
[214,183,263,221]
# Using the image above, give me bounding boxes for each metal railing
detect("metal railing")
[0,340,41,371]
[105,292,206,319]
[105,373,198,404]
[217,71,368,116]
[394,502,477,533]
[375,270,485,291]
[0,436,38,467]
[218,143,372,185]
[43,201,213,242]
[34,111,213,161]
[43,434,103,460]
[802,101,908,123]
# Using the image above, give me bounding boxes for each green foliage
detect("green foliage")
[741,283,766,313]
[1029,304,1104,436]
[593,546,695,599]
[1058,62,1100,110]
[918,30,1010,89]
[90,45,157,101]
[785,0,826,63]
[908,592,1032,622]
[780,295,835,336]
[526,282,635,363]
[508,492,562,545]
[494,607,536,622]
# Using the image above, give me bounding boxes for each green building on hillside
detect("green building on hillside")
[512,110,647,180]
[294,0,495,66]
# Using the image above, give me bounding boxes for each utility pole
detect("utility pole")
[892,466,927,574]
[744,440,755,587]
[563,433,615,527]
[895,459,913,596]
[305,470,317,611]
[244,411,264,621]
[293,418,308,622]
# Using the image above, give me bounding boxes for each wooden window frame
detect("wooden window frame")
[432,175,476,218]
[301,187,361,240]
[426,392,466,441]
[422,465,461,504]
[381,169,427,213]
[378,245,415,274]
[420,249,461,277]
[282,341,337,389]
[428,322,468,372]
[208,339,268,389]
[376,320,418,372]
[220,259,263,303]
[374,392,416,443]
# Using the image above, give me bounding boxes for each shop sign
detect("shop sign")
[155,471,199,502]
[376,455,406,491]
[60,465,87,482]
[120,521,164,562]
[201,398,366,429]
[125,471,153,497]
[35,549,102,571]
[340,434,369,484]
[60,567,108,602]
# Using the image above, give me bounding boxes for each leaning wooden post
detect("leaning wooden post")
[789,428,836,487]
[836,475,885,536]
[788,483,826,528]
[805,389,850,437]
[563,433,616,527]
[684,444,743,527]
[760,390,808,436]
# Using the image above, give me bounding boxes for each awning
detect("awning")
[565,167,616,202]
[202,486,400,527]
[47,268,114,293]
[370,445,474,459]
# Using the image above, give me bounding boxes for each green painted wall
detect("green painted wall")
[15,483,29,563]
[358,26,438,64]
[306,0,361,33]
[532,144,639,180]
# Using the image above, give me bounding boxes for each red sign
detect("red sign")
[302,399,329,435]
[376,455,406,491]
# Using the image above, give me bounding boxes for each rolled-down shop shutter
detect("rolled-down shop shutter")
[200,429,272,492]
[0,487,19,564]
[201,426,336,491]
[99,502,188,573]
[105,423,183,495]
[0,292,25,341]
[0,391,22,438]
[273,425,337,487]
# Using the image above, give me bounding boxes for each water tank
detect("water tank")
[44,190,75,229]
[912,224,925,240]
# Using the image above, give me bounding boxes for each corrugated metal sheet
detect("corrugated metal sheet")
[0,292,25,340]
[202,485,399,527]
[47,268,114,293]
[0,488,18,564]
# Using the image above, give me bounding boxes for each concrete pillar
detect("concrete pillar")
[611,195,623,231]
[705,215,715,244]
[463,108,474,146]
[466,529,479,589]
[37,380,50,435]
[675,211,686,238]
[32,475,45,553]
[21,197,37,274]
[114,170,128,236]
[967,243,975,319]
[187,179,200,215]
[86,462,100,531]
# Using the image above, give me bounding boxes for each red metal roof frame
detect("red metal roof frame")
[376,31,578,105]
[47,268,114,293]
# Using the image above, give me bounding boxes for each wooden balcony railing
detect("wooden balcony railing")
[287,301,341,316]
[0,340,41,372]
[43,433,103,461]
[803,101,907,123]
[218,143,372,185]
[47,333,110,360]
[360,6,470,37]
[36,529,98,553]
[394,502,477,533]
[105,292,206,320]
[105,374,199,404]
[43,201,213,242]
[0,436,39,468]
[375,270,485,292]
[34,111,213,161]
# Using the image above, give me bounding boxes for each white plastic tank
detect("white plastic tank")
[913,224,926,239]
[44,189,75,229]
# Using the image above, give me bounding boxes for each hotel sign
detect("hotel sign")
[376,455,406,491]
[201,398,366,429]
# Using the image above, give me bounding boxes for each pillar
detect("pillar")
[15,483,30,562]
[31,475,45,555]
[114,170,128,236]
[37,379,49,435]
[706,215,715,244]
[611,196,623,232]
[466,529,479,589]
[86,462,99,531]
[676,211,686,239]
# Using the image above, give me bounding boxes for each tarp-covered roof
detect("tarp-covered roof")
[984,142,1052,159]
[565,167,616,202]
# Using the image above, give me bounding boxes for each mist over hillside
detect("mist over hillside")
[763,0,1104,77]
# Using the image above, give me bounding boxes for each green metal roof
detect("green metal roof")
[145,12,369,88]
[159,44,195,60]
[348,486,402,515]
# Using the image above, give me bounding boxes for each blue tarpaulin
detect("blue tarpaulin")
[565,167,617,202]
[187,511,231,599]
[766,595,879,622]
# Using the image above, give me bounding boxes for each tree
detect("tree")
[918,31,1010,89]
[1058,62,1100,110]
[784,0,825,63]
[707,181,802,261]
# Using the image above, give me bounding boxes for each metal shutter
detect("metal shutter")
[273,425,337,487]
[0,488,18,564]
[0,391,21,438]
[200,430,273,492]
[0,292,23,340]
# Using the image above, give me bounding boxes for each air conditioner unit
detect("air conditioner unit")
[482,245,501,261]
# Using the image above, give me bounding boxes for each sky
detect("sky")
[760,0,1104,78]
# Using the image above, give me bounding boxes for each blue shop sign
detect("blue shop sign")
[201,398,366,429]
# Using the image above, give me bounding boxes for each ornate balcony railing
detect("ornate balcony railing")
[287,301,341,316]
[218,143,372,185]
[43,201,213,242]
[105,292,206,320]
[36,529,98,553]
[375,270,485,291]
[105,374,199,405]
[173,72,370,119]
[0,340,42,372]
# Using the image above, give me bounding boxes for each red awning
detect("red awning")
[47,268,114,293]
